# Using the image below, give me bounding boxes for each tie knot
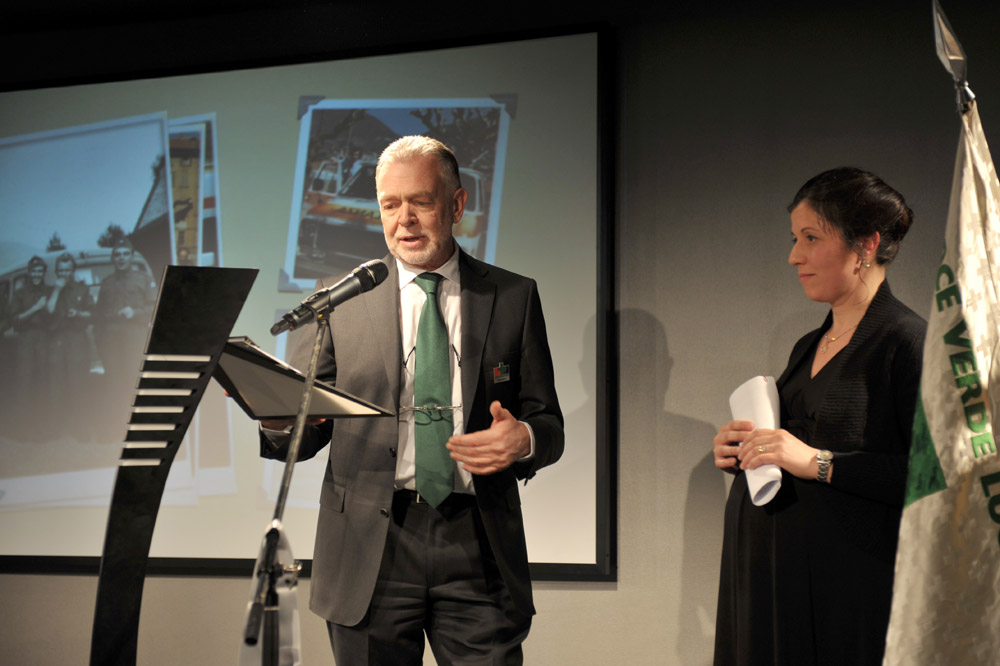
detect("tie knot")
[415,272,442,295]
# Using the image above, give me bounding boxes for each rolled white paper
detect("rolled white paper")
[729,375,783,506]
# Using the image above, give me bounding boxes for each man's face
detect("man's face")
[56,262,74,280]
[376,155,467,271]
[28,265,45,286]
[112,248,132,271]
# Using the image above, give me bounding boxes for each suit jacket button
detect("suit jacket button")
[380,508,389,517]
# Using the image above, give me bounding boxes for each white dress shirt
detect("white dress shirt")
[394,250,473,494]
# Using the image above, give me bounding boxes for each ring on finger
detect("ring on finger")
[757,445,765,454]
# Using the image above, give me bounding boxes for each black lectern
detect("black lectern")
[90,266,257,666]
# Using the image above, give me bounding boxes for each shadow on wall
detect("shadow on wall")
[618,308,728,664]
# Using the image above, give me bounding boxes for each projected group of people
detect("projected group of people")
[0,240,155,442]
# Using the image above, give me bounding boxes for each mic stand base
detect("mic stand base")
[239,520,302,666]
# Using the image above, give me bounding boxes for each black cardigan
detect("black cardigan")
[775,281,927,558]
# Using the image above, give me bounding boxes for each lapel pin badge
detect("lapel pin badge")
[493,362,510,384]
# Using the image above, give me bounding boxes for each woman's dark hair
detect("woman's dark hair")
[788,167,913,265]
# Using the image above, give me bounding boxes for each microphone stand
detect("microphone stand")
[241,313,330,666]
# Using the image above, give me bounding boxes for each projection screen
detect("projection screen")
[0,31,613,580]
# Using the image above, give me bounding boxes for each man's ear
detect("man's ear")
[451,187,469,224]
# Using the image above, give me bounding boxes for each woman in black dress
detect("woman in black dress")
[712,168,927,666]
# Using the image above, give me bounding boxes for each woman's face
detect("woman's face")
[788,201,864,306]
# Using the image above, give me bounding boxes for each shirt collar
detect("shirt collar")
[395,246,461,289]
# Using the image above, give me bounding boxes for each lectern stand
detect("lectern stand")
[89,266,258,666]
[89,266,391,666]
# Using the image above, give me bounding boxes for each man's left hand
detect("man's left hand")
[446,400,530,475]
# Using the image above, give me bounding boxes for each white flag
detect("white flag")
[883,102,1000,665]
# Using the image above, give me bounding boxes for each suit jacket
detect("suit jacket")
[261,251,564,625]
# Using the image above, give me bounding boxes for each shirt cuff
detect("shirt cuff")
[260,423,293,439]
[519,420,536,460]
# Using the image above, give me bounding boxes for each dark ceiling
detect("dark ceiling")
[1,0,995,91]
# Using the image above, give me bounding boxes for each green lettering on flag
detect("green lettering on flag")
[905,390,948,507]
[942,318,972,348]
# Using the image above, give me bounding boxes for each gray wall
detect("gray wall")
[3,2,999,664]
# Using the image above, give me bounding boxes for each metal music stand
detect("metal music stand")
[219,327,392,665]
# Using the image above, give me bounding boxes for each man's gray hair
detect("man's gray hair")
[375,135,462,193]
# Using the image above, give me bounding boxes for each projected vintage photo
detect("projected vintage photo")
[282,100,511,291]
[168,123,204,268]
[0,112,240,511]
[0,114,177,506]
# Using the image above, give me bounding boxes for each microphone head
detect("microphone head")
[355,259,389,291]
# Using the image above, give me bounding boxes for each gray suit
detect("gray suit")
[261,251,564,627]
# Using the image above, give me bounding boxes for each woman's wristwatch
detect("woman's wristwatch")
[816,449,833,483]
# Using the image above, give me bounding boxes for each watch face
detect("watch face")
[819,450,834,461]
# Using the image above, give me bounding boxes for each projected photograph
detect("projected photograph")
[169,113,223,269]
[190,115,223,269]
[282,99,511,291]
[0,113,213,509]
[168,123,205,268]
[165,114,235,502]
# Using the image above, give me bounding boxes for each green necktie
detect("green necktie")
[413,272,454,508]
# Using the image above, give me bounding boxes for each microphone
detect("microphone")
[271,259,389,335]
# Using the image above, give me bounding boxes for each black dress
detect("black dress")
[713,282,927,666]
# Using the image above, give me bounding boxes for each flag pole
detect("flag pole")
[933,0,975,113]
[883,4,1000,665]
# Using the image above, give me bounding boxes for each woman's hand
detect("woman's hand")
[713,420,755,472]
[738,429,818,480]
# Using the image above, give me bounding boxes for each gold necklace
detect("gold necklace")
[819,323,858,354]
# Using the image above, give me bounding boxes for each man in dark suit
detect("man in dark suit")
[260,135,563,664]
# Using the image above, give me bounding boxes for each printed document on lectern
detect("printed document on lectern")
[214,336,393,420]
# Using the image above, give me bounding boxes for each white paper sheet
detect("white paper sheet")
[729,375,783,506]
